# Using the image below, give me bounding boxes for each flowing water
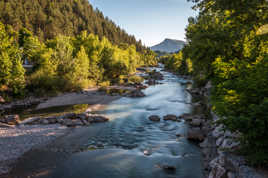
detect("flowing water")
[8,68,204,178]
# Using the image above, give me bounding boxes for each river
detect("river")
[8,67,204,178]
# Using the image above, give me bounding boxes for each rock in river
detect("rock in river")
[163,114,178,121]
[187,127,205,141]
[148,115,161,122]
[0,115,20,125]
[127,89,145,98]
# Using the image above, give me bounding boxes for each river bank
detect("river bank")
[186,81,268,178]
[0,68,162,177]
[0,87,123,176]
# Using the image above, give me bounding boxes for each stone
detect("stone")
[187,127,205,141]
[209,163,226,178]
[18,117,41,125]
[128,89,145,97]
[89,115,109,123]
[0,122,15,128]
[80,119,90,126]
[63,113,77,120]
[200,138,211,148]
[163,114,177,121]
[216,137,224,147]
[227,172,236,178]
[220,138,239,149]
[147,79,157,85]
[41,119,49,125]
[46,117,58,124]
[143,150,151,156]
[190,119,202,127]
[0,115,20,125]
[63,119,74,127]
[176,133,182,137]
[148,115,161,122]
[212,125,225,138]
[162,164,176,171]
[0,96,5,103]
[73,119,83,126]
[77,113,88,120]
[178,113,193,121]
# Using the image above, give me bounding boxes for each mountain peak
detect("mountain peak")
[151,39,185,53]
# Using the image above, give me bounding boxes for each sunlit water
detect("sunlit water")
[8,68,203,178]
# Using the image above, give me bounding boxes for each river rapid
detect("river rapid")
[8,67,204,178]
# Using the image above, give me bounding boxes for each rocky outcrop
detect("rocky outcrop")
[208,152,263,178]
[17,112,109,127]
[186,82,265,178]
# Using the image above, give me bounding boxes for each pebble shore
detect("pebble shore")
[0,124,68,175]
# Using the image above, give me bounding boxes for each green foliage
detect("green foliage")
[128,75,144,84]
[0,22,156,96]
[0,22,25,95]
[185,0,268,165]
[160,51,193,75]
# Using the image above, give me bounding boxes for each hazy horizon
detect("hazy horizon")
[89,0,197,47]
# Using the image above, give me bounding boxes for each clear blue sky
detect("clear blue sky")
[89,0,197,47]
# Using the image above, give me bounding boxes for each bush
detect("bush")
[128,75,144,84]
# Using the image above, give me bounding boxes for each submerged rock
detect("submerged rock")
[163,114,178,121]
[148,115,161,122]
[187,127,205,141]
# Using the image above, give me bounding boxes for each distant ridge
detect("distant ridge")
[151,38,185,53]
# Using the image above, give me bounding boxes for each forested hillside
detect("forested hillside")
[162,0,268,165]
[0,0,145,51]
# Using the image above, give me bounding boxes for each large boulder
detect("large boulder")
[190,119,202,127]
[0,115,20,125]
[163,114,178,121]
[148,115,161,122]
[187,127,205,141]
[148,70,164,80]
[127,89,145,98]
[87,114,109,123]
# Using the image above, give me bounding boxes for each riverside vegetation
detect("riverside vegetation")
[161,0,268,166]
[0,22,157,98]
[0,0,157,100]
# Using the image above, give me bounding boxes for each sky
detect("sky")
[89,0,197,47]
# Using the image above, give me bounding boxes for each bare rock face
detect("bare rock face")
[0,115,20,125]
[163,114,178,121]
[148,115,161,122]
[187,127,205,141]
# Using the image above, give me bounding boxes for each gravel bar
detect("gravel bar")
[0,124,69,175]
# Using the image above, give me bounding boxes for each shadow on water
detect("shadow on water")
[7,67,204,178]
